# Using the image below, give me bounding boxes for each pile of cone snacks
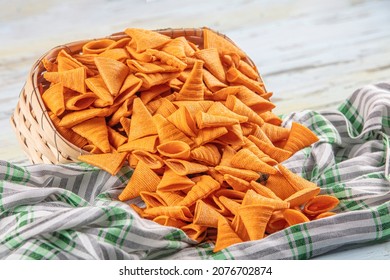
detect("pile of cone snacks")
[39,28,339,252]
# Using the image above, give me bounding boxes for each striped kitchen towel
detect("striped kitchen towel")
[1,83,389,259]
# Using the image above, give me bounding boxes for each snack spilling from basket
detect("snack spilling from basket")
[11,27,339,252]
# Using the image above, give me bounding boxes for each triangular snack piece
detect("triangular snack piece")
[94,57,129,96]
[207,167,225,184]
[71,117,111,153]
[128,98,158,141]
[107,126,127,149]
[225,95,264,126]
[237,60,260,80]
[249,181,280,200]
[143,206,193,222]
[248,135,292,163]
[42,83,65,116]
[195,48,226,82]
[57,49,93,75]
[118,135,159,153]
[146,49,187,71]
[156,190,185,206]
[193,200,222,228]
[207,195,232,216]
[203,28,246,58]
[237,204,273,240]
[226,67,265,95]
[314,212,337,220]
[277,164,319,191]
[230,148,277,174]
[108,96,134,127]
[212,86,241,101]
[82,39,115,54]
[127,59,166,74]
[49,112,88,148]
[251,125,274,145]
[154,98,177,118]
[157,168,195,192]
[78,152,127,175]
[242,189,289,210]
[124,28,171,52]
[154,215,187,228]
[219,145,236,167]
[152,114,194,147]
[223,174,250,192]
[119,117,131,136]
[214,188,245,201]
[157,140,191,159]
[207,101,248,123]
[126,45,154,62]
[177,175,220,207]
[42,58,57,72]
[162,36,192,59]
[173,100,214,117]
[284,187,321,208]
[261,123,290,143]
[140,84,171,104]
[236,86,275,113]
[283,209,310,226]
[218,196,241,216]
[213,217,243,252]
[190,144,221,166]
[132,150,164,170]
[215,165,260,181]
[266,211,288,234]
[130,204,145,217]
[164,159,209,176]
[59,108,109,128]
[167,106,197,137]
[118,160,161,201]
[202,69,227,92]
[195,111,238,129]
[218,124,244,146]
[181,223,207,243]
[194,127,228,146]
[85,76,114,105]
[263,172,296,200]
[118,74,142,96]
[65,92,97,111]
[243,137,277,165]
[108,37,132,49]
[259,111,283,126]
[231,212,250,242]
[135,72,180,90]
[99,48,129,62]
[140,191,166,208]
[44,67,86,94]
[176,60,204,101]
[303,195,340,216]
[283,122,319,153]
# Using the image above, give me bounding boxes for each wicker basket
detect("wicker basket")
[10,27,264,164]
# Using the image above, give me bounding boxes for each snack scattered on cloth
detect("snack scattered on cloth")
[1,83,390,259]
[36,27,343,251]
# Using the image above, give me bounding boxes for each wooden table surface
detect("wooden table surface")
[1,0,389,259]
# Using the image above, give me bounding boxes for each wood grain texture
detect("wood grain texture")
[0,0,389,258]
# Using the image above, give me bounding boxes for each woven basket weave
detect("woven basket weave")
[10,27,264,164]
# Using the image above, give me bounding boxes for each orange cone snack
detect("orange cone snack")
[42,83,65,116]
[303,195,340,216]
[118,161,161,201]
